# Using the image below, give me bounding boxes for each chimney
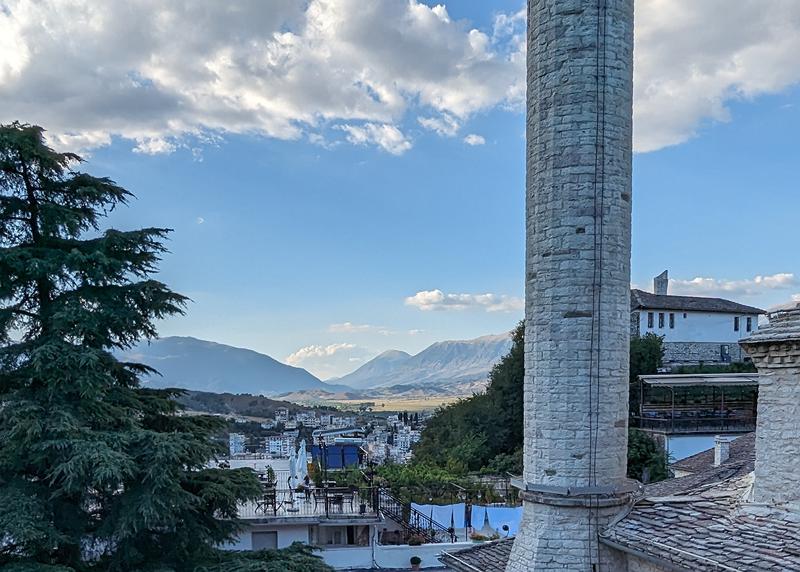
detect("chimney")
[740,307,800,506]
[654,270,669,295]
[713,435,732,467]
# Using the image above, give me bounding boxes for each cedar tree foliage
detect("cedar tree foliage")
[0,123,265,571]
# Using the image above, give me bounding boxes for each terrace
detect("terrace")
[631,373,759,435]
[237,486,381,522]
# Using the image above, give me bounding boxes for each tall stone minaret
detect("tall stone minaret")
[506,1,635,571]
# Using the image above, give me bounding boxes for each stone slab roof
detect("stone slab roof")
[602,473,800,571]
[441,439,800,572]
[671,432,756,476]
[439,539,514,572]
[631,289,765,315]
[741,307,800,344]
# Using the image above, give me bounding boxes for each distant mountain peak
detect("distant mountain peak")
[119,336,340,396]
[376,349,412,359]
[336,331,512,390]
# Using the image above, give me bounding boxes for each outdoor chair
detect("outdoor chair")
[256,487,278,515]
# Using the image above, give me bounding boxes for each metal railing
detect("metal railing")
[631,415,756,434]
[377,489,457,544]
[237,487,379,519]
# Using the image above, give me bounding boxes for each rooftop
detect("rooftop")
[439,538,514,572]
[670,432,755,477]
[441,434,800,571]
[631,289,765,315]
[601,473,800,571]
[741,307,800,344]
[638,373,761,387]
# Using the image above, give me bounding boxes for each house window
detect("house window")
[658,313,665,328]
[734,317,740,332]
[747,317,752,332]
[669,313,675,329]
[647,312,654,328]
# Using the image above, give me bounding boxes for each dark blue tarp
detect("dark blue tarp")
[312,444,361,469]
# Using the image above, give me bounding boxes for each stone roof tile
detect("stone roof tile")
[630,289,765,315]
[439,539,514,572]
[671,432,756,475]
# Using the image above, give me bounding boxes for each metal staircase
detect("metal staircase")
[377,489,456,544]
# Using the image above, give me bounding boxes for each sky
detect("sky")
[1,0,799,379]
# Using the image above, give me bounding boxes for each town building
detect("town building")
[228,432,246,456]
[274,407,289,423]
[265,435,294,458]
[222,461,472,569]
[631,270,765,366]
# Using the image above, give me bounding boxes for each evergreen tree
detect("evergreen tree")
[0,123,269,571]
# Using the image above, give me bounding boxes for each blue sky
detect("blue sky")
[2,1,799,378]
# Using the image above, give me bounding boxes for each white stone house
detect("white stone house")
[631,272,765,366]
[265,434,295,458]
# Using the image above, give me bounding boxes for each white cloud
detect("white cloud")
[464,133,485,146]
[0,0,523,154]
[133,136,177,155]
[337,123,412,155]
[285,342,371,379]
[196,217,205,225]
[668,273,798,297]
[3,1,799,156]
[634,0,800,151]
[405,289,523,312]
[792,294,800,302]
[329,322,397,336]
[329,322,375,334]
[286,343,356,364]
[418,114,460,136]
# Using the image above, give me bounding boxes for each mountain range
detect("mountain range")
[120,332,513,398]
[334,333,512,390]
[119,336,340,396]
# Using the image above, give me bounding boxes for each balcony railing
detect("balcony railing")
[631,414,756,434]
[237,487,380,520]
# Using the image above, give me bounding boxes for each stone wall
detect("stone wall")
[507,0,634,570]
[625,554,673,572]
[663,341,747,365]
[631,312,641,337]
[510,502,630,570]
[742,335,800,505]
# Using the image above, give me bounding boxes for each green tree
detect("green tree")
[412,323,670,483]
[412,323,523,473]
[630,332,664,382]
[627,429,669,483]
[629,332,665,418]
[0,123,330,572]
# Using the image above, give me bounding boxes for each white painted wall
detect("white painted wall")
[226,523,474,570]
[320,542,474,570]
[224,524,309,550]
[638,310,759,343]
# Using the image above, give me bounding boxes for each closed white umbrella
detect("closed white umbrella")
[296,439,309,484]
[289,446,298,489]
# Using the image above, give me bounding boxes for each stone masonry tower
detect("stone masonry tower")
[507,1,635,571]
[740,305,800,507]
